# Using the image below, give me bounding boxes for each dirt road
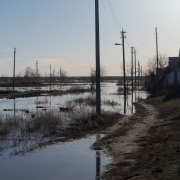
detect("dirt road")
[93,98,180,179]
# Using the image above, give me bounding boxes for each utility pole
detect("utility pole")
[50,64,51,90]
[134,48,137,90]
[13,47,16,91]
[141,66,142,83]
[121,29,126,98]
[60,67,61,88]
[155,27,159,75]
[131,47,134,92]
[36,61,38,87]
[95,0,101,115]
[138,61,140,89]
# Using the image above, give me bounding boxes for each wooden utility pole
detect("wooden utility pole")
[138,61,140,89]
[131,47,134,92]
[141,66,142,83]
[155,27,159,74]
[50,64,51,90]
[13,47,16,91]
[36,61,38,86]
[134,48,136,90]
[121,29,126,98]
[60,67,61,87]
[95,0,101,115]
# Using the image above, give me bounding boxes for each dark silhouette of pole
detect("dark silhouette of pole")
[155,27,159,74]
[141,66,142,83]
[96,134,101,180]
[60,67,61,88]
[134,48,136,90]
[50,64,51,90]
[36,61,38,89]
[13,47,16,91]
[121,29,126,98]
[138,61,140,89]
[95,0,101,115]
[131,47,134,92]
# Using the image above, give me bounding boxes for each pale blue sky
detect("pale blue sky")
[0,0,180,76]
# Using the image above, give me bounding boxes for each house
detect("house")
[167,52,180,84]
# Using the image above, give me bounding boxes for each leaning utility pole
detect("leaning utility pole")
[155,27,159,75]
[131,47,134,92]
[134,48,137,90]
[121,29,126,98]
[13,47,16,91]
[95,0,101,115]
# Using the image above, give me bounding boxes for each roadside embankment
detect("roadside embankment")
[93,96,180,179]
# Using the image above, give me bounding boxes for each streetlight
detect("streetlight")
[115,43,126,97]
[115,43,127,115]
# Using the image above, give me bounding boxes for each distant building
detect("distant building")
[167,52,180,84]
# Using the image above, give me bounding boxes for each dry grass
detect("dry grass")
[0,110,62,137]
[66,96,119,107]
[145,95,180,120]
[34,97,48,105]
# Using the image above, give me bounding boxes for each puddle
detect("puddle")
[0,83,149,179]
[0,135,108,180]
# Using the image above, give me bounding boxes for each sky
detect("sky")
[0,0,180,77]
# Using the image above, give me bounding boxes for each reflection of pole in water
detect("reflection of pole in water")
[13,98,16,116]
[96,134,101,180]
[135,91,137,102]
[131,92,133,113]
[124,98,126,115]
[36,96,39,112]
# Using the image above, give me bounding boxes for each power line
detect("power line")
[107,0,152,50]
[126,32,152,50]
[136,49,151,59]
[125,40,151,59]
[107,0,121,30]
[100,0,119,31]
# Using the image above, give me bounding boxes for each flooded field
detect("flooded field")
[0,82,149,180]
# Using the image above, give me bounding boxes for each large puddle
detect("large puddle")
[0,82,149,180]
[0,135,108,180]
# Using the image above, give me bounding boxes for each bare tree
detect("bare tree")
[57,68,68,82]
[52,68,56,82]
[24,66,36,81]
[16,71,22,82]
[145,53,168,75]
[90,65,108,85]
[144,53,168,94]
[1,73,8,83]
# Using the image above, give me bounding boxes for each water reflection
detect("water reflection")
[1,135,109,180]
[96,134,101,180]
[123,98,126,115]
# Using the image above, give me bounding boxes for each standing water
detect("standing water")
[0,82,149,180]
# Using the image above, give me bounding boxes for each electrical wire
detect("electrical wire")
[125,40,151,59]
[126,32,152,50]
[136,50,151,59]
[100,0,119,31]
[107,0,121,30]
[106,0,152,50]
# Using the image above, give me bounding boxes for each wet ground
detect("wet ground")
[0,135,108,180]
[0,82,149,180]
